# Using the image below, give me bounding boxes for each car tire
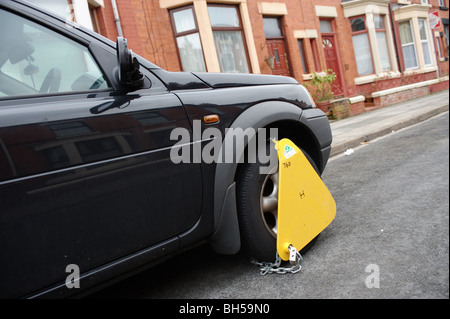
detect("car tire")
[236,142,320,262]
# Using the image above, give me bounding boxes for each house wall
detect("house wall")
[80,0,449,114]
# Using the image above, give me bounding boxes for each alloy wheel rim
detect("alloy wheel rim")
[260,169,279,238]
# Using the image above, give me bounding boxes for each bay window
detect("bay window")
[348,13,396,78]
[393,4,437,72]
[398,18,435,70]
[342,0,399,84]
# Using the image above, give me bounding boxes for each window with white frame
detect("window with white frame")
[439,0,445,7]
[418,18,432,65]
[350,16,374,76]
[399,20,418,69]
[374,15,392,72]
[420,0,429,4]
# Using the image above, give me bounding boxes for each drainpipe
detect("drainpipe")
[111,0,123,37]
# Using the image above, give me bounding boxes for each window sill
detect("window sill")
[354,71,401,85]
[372,76,448,98]
[348,95,365,104]
[403,66,437,76]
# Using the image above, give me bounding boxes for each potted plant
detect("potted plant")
[304,69,337,113]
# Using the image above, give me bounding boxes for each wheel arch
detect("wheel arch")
[209,100,329,254]
[246,119,323,176]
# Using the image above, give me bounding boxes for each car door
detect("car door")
[0,7,202,298]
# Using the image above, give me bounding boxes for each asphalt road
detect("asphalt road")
[89,112,449,299]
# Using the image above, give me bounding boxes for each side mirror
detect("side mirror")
[116,37,144,90]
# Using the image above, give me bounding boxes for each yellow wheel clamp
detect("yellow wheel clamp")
[274,138,336,262]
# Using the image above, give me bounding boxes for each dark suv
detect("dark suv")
[0,0,332,298]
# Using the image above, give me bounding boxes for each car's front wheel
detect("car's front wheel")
[236,143,319,261]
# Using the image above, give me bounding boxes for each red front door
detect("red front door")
[266,39,290,76]
[322,35,344,97]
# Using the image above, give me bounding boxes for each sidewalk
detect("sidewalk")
[329,89,449,157]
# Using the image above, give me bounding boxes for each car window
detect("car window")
[0,9,110,98]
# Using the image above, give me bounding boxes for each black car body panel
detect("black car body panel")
[192,72,299,88]
[150,69,210,91]
[0,0,332,298]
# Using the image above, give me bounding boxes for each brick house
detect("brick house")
[32,0,450,115]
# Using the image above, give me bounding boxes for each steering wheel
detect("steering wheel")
[39,68,61,94]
